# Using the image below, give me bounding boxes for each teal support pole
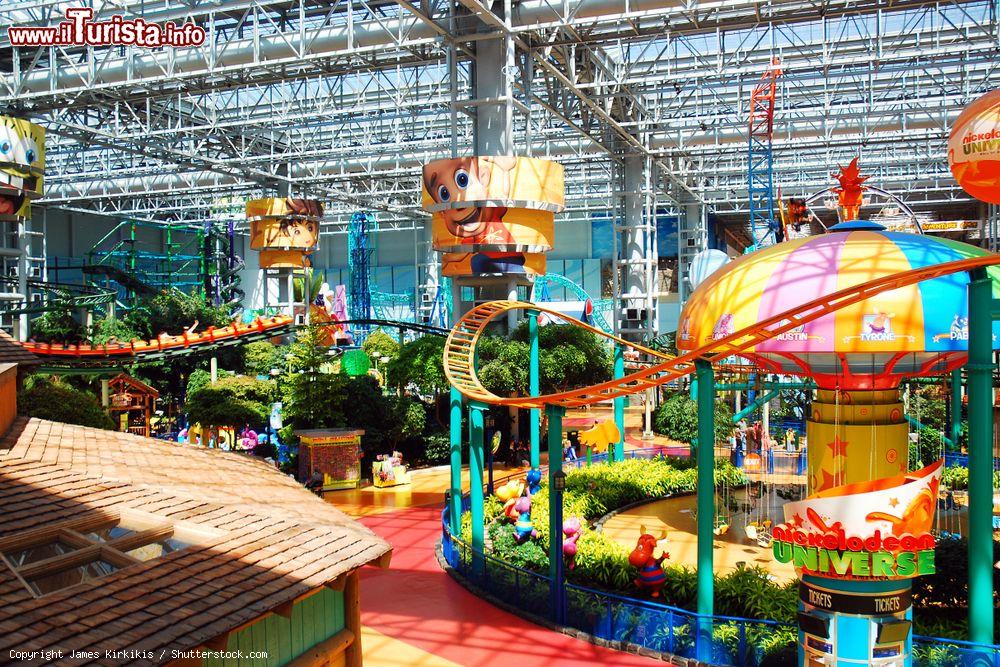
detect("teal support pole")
[546,404,566,623]
[528,311,541,469]
[448,386,463,537]
[613,344,625,462]
[950,368,962,451]
[732,388,781,423]
[694,359,715,661]
[469,401,487,575]
[966,269,994,645]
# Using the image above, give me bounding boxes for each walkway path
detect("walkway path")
[328,465,666,667]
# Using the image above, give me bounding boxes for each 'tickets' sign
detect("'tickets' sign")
[772,459,942,580]
[799,582,912,615]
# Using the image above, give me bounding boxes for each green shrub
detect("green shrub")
[89,316,140,344]
[653,392,733,444]
[19,377,115,430]
[242,341,282,377]
[29,310,85,343]
[423,432,451,465]
[715,564,797,623]
[941,465,968,490]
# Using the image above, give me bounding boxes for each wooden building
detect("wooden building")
[0,362,392,666]
[107,373,159,436]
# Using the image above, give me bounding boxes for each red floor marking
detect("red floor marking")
[359,505,669,667]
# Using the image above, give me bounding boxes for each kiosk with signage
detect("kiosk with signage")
[296,428,365,491]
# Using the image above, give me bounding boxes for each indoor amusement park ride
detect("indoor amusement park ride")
[442,89,1000,667]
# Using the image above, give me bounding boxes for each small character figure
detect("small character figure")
[562,518,583,569]
[832,158,870,221]
[526,468,542,496]
[868,311,894,335]
[513,496,538,542]
[628,526,669,597]
[495,479,526,522]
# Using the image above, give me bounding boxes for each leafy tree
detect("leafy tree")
[387,335,448,396]
[19,376,115,430]
[89,316,141,345]
[362,329,400,364]
[124,290,231,340]
[518,322,613,392]
[477,337,529,396]
[185,375,277,429]
[29,310,85,343]
[242,341,282,377]
[473,323,612,397]
[184,367,232,404]
[654,392,733,444]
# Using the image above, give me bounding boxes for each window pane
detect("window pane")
[85,525,135,543]
[125,538,190,562]
[26,560,118,596]
[6,541,74,568]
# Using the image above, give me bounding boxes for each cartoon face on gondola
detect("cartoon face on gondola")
[249,198,322,250]
[0,117,44,219]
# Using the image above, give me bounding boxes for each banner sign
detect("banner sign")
[0,116,45,221]
[259,249,310,269]
[441,251,546,277]
[772,459,942,580]
[948,88,1000,204]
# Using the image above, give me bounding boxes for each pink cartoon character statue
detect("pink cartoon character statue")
[512,496,538,542]
[562,517,583,569]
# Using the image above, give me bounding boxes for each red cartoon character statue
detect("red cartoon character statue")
[832,158,870,221]
[628,526,669,597]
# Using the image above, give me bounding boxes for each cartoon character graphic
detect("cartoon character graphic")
[711,313,735,340]
[423,157,527,274]
[0,117,45,219]
[249,197,322,250]
[832,158,870,221]
[864,311,894,336]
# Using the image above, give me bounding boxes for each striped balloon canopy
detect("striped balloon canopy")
[677,221,1000,389]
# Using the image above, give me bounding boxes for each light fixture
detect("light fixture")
[553,470,566,491]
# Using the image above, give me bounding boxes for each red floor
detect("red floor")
[358,505,667,666]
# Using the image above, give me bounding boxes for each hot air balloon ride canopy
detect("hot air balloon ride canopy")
[677,221,1000,390]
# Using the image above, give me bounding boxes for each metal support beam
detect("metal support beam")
[449,386,463,537]
[546,404,566,625]
[469,400,487,575]
[694,358,714,661]
[965,269,995,646]
[528,309,541,469]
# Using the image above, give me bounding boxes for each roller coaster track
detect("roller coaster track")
[445,255,1000,408]
[21,316,448,368]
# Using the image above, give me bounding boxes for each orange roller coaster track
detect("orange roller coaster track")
[444,255,1000,408]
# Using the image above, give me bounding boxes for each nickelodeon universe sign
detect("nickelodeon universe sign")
[771,525,936,579]
[961,128,1000,157]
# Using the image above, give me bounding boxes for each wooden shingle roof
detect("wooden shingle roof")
[0,418,392,664]
[0,330,40,367]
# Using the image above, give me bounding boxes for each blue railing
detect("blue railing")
[944,452,1000,470]
[441,497,1000,666]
